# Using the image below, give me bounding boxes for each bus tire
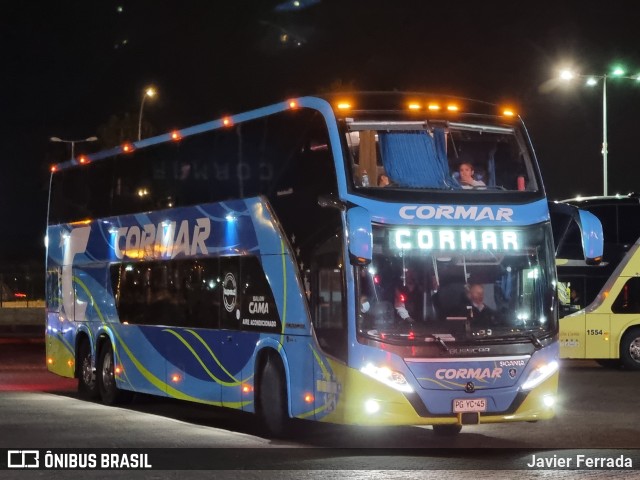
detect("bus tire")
[97,342,131,404]
[77,339,99,400]
[258,354,290,437]
[620,328,640,371]
[432,424,462,436]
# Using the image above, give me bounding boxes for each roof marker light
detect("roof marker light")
[428,104,441,111]
[337,102,351,110]
[50,165,57,173]
[447,104,459,112]
[78,155,89,164]
[503,109,515,117]
[171,131,181,140]
[222,117,233,127]
[122,143,134,153]
[408,102,421,110]
[288,100,298,109]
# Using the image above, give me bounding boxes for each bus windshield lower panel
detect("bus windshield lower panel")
[356,224,556,346]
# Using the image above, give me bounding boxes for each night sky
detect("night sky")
[3,0,640,263]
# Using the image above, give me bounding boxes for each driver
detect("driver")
[394,270,423,322]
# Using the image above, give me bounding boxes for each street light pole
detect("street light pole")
[602,74,608,196]
[49,136,98,160]
[559,67,640,196]
[137,86,157,141]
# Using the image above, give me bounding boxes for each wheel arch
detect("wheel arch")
[254,343,291,417]
[616,320,640,358]
[74,331,93,379]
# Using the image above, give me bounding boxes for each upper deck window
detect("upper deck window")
[345,119,538,193]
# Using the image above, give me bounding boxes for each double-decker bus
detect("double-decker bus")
[555,193,640,311]
[46,92,561,436]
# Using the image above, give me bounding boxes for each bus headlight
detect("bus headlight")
[360,363,414,393]
[520,360,559,391]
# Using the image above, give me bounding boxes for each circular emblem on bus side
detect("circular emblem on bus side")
[465,382,475,393]
[223,273,237,313]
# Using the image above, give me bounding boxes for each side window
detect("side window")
[612,277,640,314]
[45,268,62,311]
[618,205,640,246]
[111,258,222,328]
[182,259,221,329]
[554,218,584,260]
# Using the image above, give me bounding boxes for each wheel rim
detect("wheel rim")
[101,350,114,392]
[629,336,640,362]
[81,355,94,386]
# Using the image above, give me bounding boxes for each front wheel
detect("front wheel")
[620,328,640,371]
[257,355,290,438]
[97,342,131,404]
[77,339,99,400]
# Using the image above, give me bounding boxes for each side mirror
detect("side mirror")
[578,210,603,265]
[346,206,372,265]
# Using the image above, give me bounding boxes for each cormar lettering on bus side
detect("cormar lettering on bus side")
[113,217,211,260]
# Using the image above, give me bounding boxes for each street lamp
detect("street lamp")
[49,136,98,160]
[559,67,640,196]
[137,86,157,141]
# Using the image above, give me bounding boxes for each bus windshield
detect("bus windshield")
[345,119,538,192]
[356,223,556,345]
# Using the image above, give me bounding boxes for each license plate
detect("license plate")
[453,398,487,413]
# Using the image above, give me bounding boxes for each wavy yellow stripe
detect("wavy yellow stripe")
[74,277,134,386]
[310,346,331,380]
[73,277,250,407]
[184,329,243,383]
[297,403,330,419]
[53,330,76,356]
[417,377,458,389]
[297,346,336,420]
[163,329,241,386]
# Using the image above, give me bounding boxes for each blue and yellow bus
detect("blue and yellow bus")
[46,92,560,436]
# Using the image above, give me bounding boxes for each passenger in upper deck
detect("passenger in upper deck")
[458,162,486,189]
[377,173,390,187]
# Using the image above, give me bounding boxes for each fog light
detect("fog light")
[543,395,556,408]
[364,399,380,414]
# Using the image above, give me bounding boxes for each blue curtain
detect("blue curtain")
[379,129,456,189]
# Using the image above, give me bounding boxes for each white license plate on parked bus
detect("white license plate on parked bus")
[453,398,487,413]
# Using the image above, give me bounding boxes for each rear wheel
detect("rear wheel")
[432,424,462,436]
[77,339,99,400]
[620,328,640,371]
[257,355,290,438]
[97,342,131,404]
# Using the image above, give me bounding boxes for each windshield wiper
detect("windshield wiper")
[529,333,543,350]
[425,334,450,352]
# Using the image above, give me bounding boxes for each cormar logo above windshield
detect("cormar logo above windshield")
[399,205,514,222]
